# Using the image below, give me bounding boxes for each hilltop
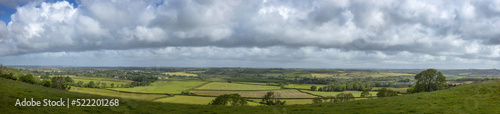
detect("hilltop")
[1,78,499,113]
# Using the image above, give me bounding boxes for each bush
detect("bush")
[42,79,52,87]
[377,88,398,97]
[20,74,36,84]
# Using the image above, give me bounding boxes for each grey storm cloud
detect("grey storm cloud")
[0,0,500,68]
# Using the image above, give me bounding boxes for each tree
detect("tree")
[88,81,96,88]
[41,79,51,87]
[96,81,101,88]
[76,81,84,87]
[40,75,51,79]
[51,76,71,90]
[360,88,372,98]
[310,85,317,91]
[20,74,36,84]
[411,69,447,93]
[279,82,285,89]
[101,82,107,88]
[335,93,354,102]
[312,97,323,104]
[260,92,286,105]
[377,88,398,97]
[110,83,114,88]
[64,76,74,83]
[209,94,247,106]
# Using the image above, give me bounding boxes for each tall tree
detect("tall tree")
[209,94,247,106]
[411,69,447,93]
[260,92,286,105]
[310,85,317,91]
[51,76,71,90]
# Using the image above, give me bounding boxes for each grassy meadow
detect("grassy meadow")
[191,89,316,98]
[164,72,198,76]
[154,95,215,105]
[110,80,207,94]
[285,84,324,90]
[69,87,167,101]
[68,75,133,86]
[312,72,413,78]
[195,82,282,90]
[303,90,378,97]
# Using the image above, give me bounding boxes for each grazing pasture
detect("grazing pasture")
[69,87,167,101]
[195,82,281,90]
[249,99,314,105]
[110,80,207,94]
[69,75,133,86]
[303,90,378,97]
[154,95,262,106]
[164,72,198,76]
[312,72,413,78]
[285,84,324,90]
[191,89,316,98]
[154,95,215,105]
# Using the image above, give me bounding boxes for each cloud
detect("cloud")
[1,46,498,69]
[1,0,500,68]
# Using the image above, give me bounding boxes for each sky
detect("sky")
[0,0,499,69]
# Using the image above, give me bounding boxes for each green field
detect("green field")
[1,78,499,113]
[195,82,281,90]
[154,95,263,106]
[110,80,207,94]
[191,89,316,98]
[285,84,324,90]
[313,72,413,78]
[69,87,167,101]
[303,90,378,97]
[154,95,215,105]
[164,72,198,76]
[69,76,133,87]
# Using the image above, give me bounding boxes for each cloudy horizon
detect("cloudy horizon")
[0,0,499,69]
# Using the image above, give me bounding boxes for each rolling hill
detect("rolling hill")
[0,78,499,113]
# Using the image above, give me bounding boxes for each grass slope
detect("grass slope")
[1,78,499,113]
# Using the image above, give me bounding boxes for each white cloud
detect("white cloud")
[1,0,500,68]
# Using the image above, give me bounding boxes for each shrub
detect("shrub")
[20,74,36,84]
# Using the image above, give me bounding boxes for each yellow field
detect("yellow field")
[164,72,198,76]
